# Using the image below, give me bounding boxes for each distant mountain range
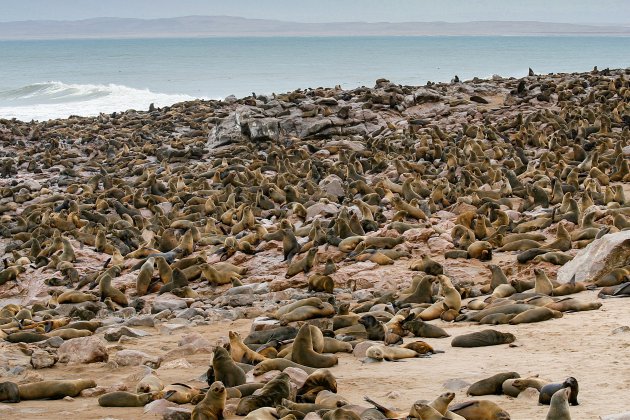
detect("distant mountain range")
[1,16,629,40]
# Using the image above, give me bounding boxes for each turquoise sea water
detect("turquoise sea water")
[0,36,628,120]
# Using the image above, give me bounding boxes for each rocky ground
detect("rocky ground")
[0,67,629,420]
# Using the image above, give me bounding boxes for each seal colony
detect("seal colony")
[0,67,629,419]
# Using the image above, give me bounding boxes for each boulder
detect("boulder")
[152,295,188,313]
[114,350,160,369]
[319,175,345,198]
[57,336,109,364]
[557,231,630,284]
[104,326,151,342]
[30,350,57,369]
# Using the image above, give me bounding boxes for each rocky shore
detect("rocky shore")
[0,68,629,419]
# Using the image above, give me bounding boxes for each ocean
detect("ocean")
[0,36,628,121]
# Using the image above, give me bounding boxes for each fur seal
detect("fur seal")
[229,331,266,364]
[467,372,520,396]
[546,387,572,420]
[192,381,226,420]
[18,379,96,400]
[308,274,335,293]
[544,298,601,312]
[244,326,298,345]
[534,268,554,295]
[98,391,160,407]
[539,377,579,405]
[99,273,128,307]
[403,317,450,338]
[508,307,563,324]
[253,358,317,376]
[409,254,444,275]
[365,344,418,361]
[212,345,246,387]
[450,400,510,420]
[136,257,155,296]
[291,324,338,368]
[451,330,516,348]
[236,372,291,416]
[0,381,20,403]
[297,369,338,403]
[321,408,361,420]
[286,248,318,278]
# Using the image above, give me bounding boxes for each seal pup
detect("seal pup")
[192,381,227,420]
[546,388,571,420]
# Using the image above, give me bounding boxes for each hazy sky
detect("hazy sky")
[2,0,629,24]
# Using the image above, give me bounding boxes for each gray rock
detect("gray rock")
[253,282,270,294]
[104,326,151,342]
[114,350,160,369]
[144,399,180,416]
[220,294,254,307]
[245,117,280,141]
[306,202,340,220]
[225,285,254,296]
[152,295,188,313]
[557,231,630,284]
[40,336,64,348]
[174,307,204,320]
[319,175,345,197]
[57,336,109,364]
[126,315,156,327]
[30,350,57,369]
[162,407,192,420]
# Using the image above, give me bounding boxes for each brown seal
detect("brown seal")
[297,369,338,403]
[99,273,128,307]
[508,307,563,324]
[308,274,335,293]
[409,254,444,275]
[281,302,335,323]
[451,330,516,348]
[228,331,266,364]
[539,377,579,405]
[545,388,572,420]
[450,400,510,420]
[402,317,450,338]
[98,391,160,407]
[467,372,520,396]
[291,324,338,368]
[0,381,20,403]
[192,381,227,420]
[136,257,155,296]
[286,248,318,278]
[365,345,418,361]
[321,408,361,420]
[236,372,291,416]
[253,358,317,376]
[18,379,96,400]
[479,313,515,325]
[213,345,246,387]
[544,298,601,312]
[275,297,323,318]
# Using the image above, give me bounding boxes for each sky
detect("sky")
[2,0,629,24]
